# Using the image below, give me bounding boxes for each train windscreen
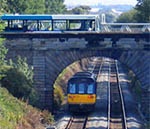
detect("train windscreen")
[68,78,95,94]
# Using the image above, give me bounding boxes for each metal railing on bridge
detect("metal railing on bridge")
[99,23,150,33]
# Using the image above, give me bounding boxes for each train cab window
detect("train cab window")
[87,84,94,94]
[78,83,85,94]
[85,20,92,31]
[69,84,76,94]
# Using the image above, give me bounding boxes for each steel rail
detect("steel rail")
[107,60,111,129]
[115,60,128,129]
[65,117,74,129]
[96,58,103,82]
[65,116,88,129]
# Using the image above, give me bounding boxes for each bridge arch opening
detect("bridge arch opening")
[53,58,89,110]
[52,56,142,115]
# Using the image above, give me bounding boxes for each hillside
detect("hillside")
[67,4,134,14]
[0,87,53,129]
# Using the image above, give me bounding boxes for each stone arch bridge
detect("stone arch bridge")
[1,32,150,119]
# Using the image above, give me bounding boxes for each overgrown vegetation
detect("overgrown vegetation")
[0,0,67,14]
[1,56,39,106]
[116,0,150,22]
[135,0,150,22]
[0,87,54,129]
[53,67,69,110]
[0,0,92,15]
[68,5,91,14]
[0,22,7,68]
[55,61,83,92]
[128,70,142,102]
[54,85,64,110]
[116,9,137,23]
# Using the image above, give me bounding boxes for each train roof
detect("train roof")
[0,14,99,20]
[71,72,96,80]
[0,14,52,20]
[74,72,93,77]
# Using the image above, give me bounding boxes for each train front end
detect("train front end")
[67,72,97,112]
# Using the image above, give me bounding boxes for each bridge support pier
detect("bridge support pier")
[33,50,53,111]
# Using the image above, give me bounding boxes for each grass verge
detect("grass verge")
[0,87,54,129]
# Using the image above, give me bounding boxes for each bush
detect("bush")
[54,85,64,110]
[2,68,31,98]
[0,87,54,129]
[1,56,39,106]
[0,65,11,80]
[40,110,54,125]
[0,22,7,66]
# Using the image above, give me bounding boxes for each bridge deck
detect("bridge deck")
[1,32,149,40]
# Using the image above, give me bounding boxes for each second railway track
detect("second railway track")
[109,60,127,129]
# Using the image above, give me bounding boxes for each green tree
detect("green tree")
[70,5,91,14]
[0,39,7,78]
[3,0,27,14]
[116,9,137,23]
[1,56,38,106]
[135,0,150,22]
[1,0,67,14]
[25,0,45,14]
[0,0,45,14]
[0,0,7,14]
[0,22,8,80]
[45,0,67,14]
[0,24,7,66]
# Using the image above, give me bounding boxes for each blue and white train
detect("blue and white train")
[0,14,100,32]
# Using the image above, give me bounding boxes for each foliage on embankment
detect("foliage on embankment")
[0,87,54,129]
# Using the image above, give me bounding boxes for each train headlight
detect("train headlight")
[88,95,94,99]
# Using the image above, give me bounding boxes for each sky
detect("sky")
[64,0,137,6]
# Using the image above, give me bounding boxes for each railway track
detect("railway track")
[65,116,88,129]
[65,57,103,129]
[65,58,127,129]
[54,57,144,129]
[108,60,127,129]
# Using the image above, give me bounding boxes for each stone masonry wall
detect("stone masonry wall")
[4,37,150,117]
[119,50,150,120]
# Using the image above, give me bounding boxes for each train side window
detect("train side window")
[78,83,85,94]
[87,84,94,94]
[69,84,76,93]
